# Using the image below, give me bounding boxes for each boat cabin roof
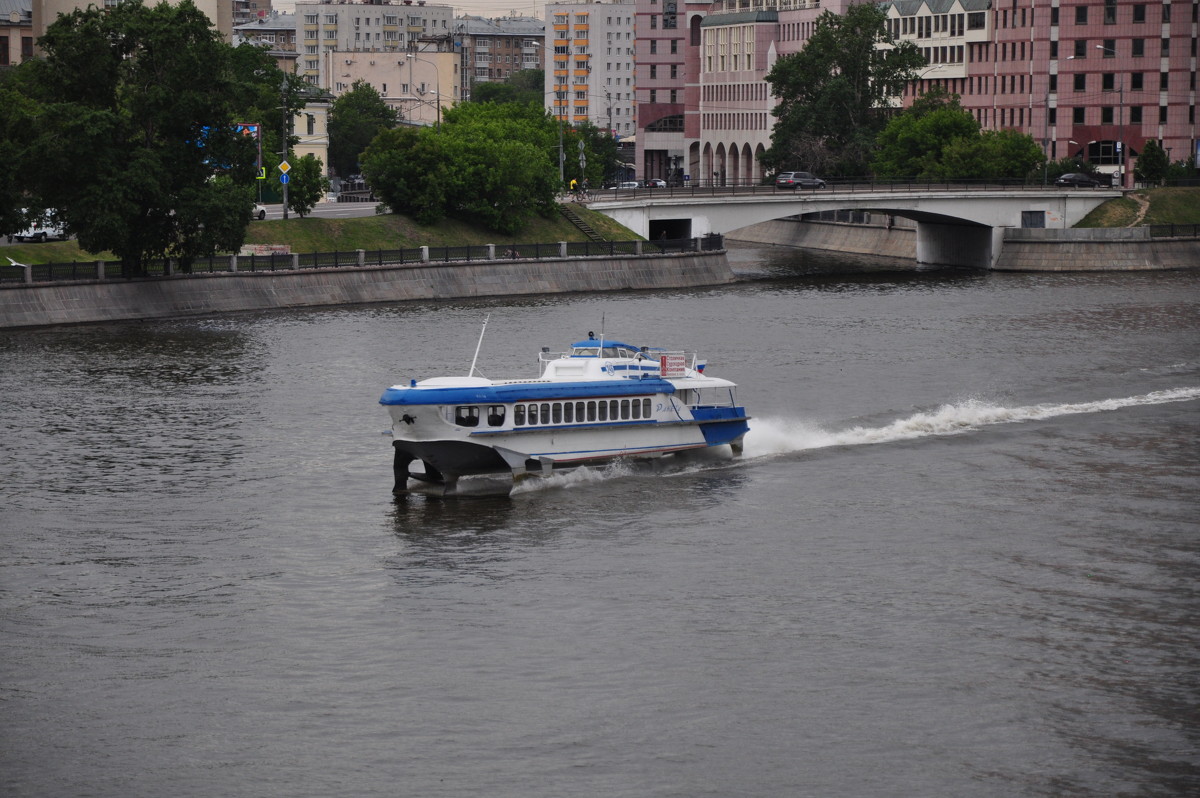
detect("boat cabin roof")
[570,337,653,358]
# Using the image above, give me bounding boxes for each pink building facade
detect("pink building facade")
[635,0,1198,186]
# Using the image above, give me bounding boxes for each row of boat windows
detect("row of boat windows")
[453,398,653,428]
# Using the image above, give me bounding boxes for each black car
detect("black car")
[1054,172,1102,188]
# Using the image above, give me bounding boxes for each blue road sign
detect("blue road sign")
[280,174,290,184]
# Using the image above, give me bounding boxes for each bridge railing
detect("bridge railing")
[594,177,1118,200]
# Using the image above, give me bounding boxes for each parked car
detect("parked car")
[775,171,826,189]
[251,203,267,220]
[609,181,640,190]
[7,211,68,243]
[1054,172,1101,188]
[641,178,667,188]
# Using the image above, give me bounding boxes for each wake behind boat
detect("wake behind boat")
[380,331,750,494]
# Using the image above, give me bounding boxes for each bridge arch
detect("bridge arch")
[589,189,1119,269]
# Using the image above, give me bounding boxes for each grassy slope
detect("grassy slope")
[5,204,638,265]
[1076,187,1200,227]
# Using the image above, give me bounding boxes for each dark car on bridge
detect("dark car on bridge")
[1054,172,1102,188]
[775,171,826,189]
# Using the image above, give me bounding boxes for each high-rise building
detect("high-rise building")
[544,0,637,136]
[294,0,453,86]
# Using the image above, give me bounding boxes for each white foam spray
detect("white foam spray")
[508,387,1199,493]
[742,386,1200,459]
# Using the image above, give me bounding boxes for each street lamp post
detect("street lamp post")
[406,53,441,130]
[1097,45,1124,188]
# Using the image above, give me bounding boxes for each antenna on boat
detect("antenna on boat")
[599,313,605,350]
[468,314,489,378]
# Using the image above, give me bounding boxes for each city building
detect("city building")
[31,0,234,42]
[294,0,453,86]
[634,0,1198,186]
[233,11,298,73]
[0,0,33,68]
[543,0,637,137]
[888,0,1198,186]
[233,0,273,29]
[452,15,544,102]
[323,47,457,127]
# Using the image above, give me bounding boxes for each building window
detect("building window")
[1073,73,1086,91]
[1102,39,1116,56]
[1049,74,1058,92]
[1160,71,1169,90]
[1104,0,1117,25]
[1102,73,1115,91]
[1050,7,1059,26]
[1131,72,1144,90]
[1050,40,1058,58]
[1160,38,1169,56]
[1132,38,1144,57]
[1158,105,1167,123]
[1101,106,1114,124]
[650,40,657,54]
[1073,107,1085,124]
[1130,106,1142,123]
[1073,40,1087,58]
[1133,4,1146,23]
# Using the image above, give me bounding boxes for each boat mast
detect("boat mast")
[468,314,489,377]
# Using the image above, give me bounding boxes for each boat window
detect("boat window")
[487,405,505,426]
[602,347,619,357]
[620,399,630,419]
[528,403,539,425]
[642,398,651,418]
[540,404,551,425]
[632,399,641,419]
[514,404,526,426]
[552,403,562,424]
[563,402,574,423]
[609,400,619,420]
[573,347,599,356]
[576,401,585,422]
[455,406,480,427]
[587,401,596,421]
[597,401,607,421]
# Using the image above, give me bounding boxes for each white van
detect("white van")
[8,211,68,243]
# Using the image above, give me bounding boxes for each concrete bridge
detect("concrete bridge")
[588,184,1121,269]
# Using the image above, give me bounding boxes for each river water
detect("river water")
[2,246,1198,797]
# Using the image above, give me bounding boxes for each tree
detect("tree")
[765,3,924,176]
[1134,139,1170,185]
[287,154,331,217]
[935,129,1045,180]
[3,0,269,275]
[470,70,545,106]
[328,80,397,178]
[872,88,980,178]
[362,102,561,235]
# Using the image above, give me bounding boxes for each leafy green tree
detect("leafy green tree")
[328,80,397,178]
[872,88,980,178]
[362,102,561,234]
[287,154,331,217]
[765,3,924,175]
[935,129,1044,180]
[470,70,545,106]
[1134,139,1169,185]
[3,0,266,275]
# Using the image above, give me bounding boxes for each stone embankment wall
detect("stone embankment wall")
[729,217,1199,271]
[994,228,1200,271]
[0,252,735,329]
